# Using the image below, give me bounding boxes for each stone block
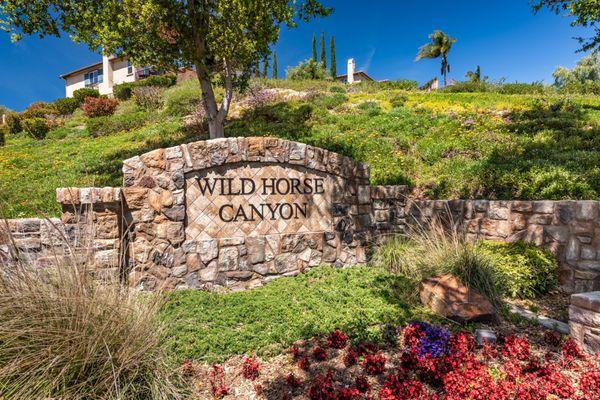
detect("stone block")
[123,187,148,209]
[198,239,219,263]
[56,187,80,204]
[357,185,371,205]
[218,246,239,271]
[569,304,600,327]
[532,201,554,214]
[246,237,266,264]
[571,292,600,313]
[511,201,533,213]
[566,238,580,261]
[576,201,598,221]
[488,203,509,220]
[140,148,165,170]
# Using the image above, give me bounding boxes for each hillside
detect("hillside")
[1,78,599,218]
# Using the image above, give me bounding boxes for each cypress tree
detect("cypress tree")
[272,50,278,79]
[320,32,326,71]
[312,34,317,62]
[330,35,337,78]
[262,55,269,78]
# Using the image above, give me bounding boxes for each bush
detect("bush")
[330,85,345,94]
[357,101,382,116]
[133,86,165,110]
[72,88,100,104]
[54,97,80,115]
[5,112,21,134]
[81,97,119,117]
[313,92,348,109]
[559,81,600,95]
[390,93,408,108]
[286,59,329,80]
[21,117,50,139]
[113,82,136,100]
[497,82,547,95]
[87,111,149,137]
[163,82,202,116]
[372,223,503,305]
[0,125,6,146]
[478,240,558,298]
[0,233,183,399]
[21,101,58,119]
[441,81,493,93]
[143,74,177,87]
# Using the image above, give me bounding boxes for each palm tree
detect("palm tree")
[416,30,457,87]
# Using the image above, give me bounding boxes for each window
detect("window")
[84,69,103,87]
[127,61,133,75]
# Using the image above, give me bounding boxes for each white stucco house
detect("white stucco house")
[59,55,158,97]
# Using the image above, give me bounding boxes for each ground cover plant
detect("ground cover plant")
[2,78,600,218]
[183,323,600,399]
[160,266,431,363]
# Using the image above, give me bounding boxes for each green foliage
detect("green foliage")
[329,85,345,93]
[72,88,100,104]
[5,111,21,134]
[497,82,548,95]
[390,93,408,108]
[313,92,348,109]
[534,0,600,52]
[352,80,418,92]
[372,228,503,305]
[21,117,49,139]
[133,86,165,110]
[113,82,136,100]
[320,32,326,70]
[160,266,428,362]
[559,80,600,94]
[21,101,58,119]
[53,97,80,115]
[554,53,600,88]
[479,241,558,299]
[163,80,202,116]
[466,65,484,82]
[0,125,6,146]
[86,111,149,137]
[272,50,278,79]
[330,35,337,78]
[142,74,177,88]
[357,100,382,116]
[441,81,493,93]
[286,59,329,80]
[81,97,119,117]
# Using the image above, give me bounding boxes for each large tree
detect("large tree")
[320,32,326,71]
[272,50,278,79]
[533,0,600,52]
[0,0,330,138]
[416,30,457,87]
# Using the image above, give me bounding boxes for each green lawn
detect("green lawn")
[2,79,600,218]
[159,266,430,362]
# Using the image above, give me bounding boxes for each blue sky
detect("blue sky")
[0,0,593,111]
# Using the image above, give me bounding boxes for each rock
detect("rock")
[163,205,185,221]
[419,274,496,323]
[246,237,265,264]
[475,329,497,346]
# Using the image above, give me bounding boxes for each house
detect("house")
[335,59,375,84]
[59,55,159,97]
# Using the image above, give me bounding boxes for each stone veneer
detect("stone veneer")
[569,291,600,353]
[1,137,599,295]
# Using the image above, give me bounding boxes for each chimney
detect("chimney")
[99,54,114,95]
[347,58,355,84]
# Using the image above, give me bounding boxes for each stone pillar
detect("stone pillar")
[569,291,600,353]
[99,55,114,96]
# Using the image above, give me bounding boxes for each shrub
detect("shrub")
[479,241,558,298]
[372,223,503,305]
[0,229,183,399]
[313,92,348,109]
[72,88,100,104]
[559,80,600,95]
[5,111,21,134]
[143,73,177,87]
[81,96,119,117]
[163,81,201,116]
[286,59,329,80]
[357,100,382,116]
[327,329,348,349]
[133,86,165,110]
[113,82,137,100]
[21,117,49,139]
[86,111,149,137]
[21,101,58,119]
[54,97,80,115]
[390,93,408,108]
[241,355,260,380]
[0,124,6,146]
[361,353,386,375]
[497,82,547,95]
[442,81,493,93]
[329,85,345,93]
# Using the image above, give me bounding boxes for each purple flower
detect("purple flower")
[463,119,475,127]
[411,322,452,359]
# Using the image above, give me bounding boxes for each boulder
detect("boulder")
[419,274,496,323]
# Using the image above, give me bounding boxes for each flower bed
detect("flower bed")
[185,322,600,399]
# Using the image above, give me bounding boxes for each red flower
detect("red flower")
[379,373,426,399]
[355,375,370,393]
[562,337,584,360]
[356,342,379,356]
[343,347,358,367]
[286,372,302,388]
[362,353,386,375]
[298,356,311,371]
[208,364,229,399]
[241,355,260,380]
[291,345,302,359]
[307,371,336,400]
[327,329,349,349]
[182,360,195,377]
[543,330,561,347]
[579,369,600,399]
[313,345,328,361]
[502,335,531,361]
[337,387,360,400]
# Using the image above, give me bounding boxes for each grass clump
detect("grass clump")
[160,266,428,362]
[372,225,503,306]
[479,240,558,298]
[0,240,183,399]
[87,111,150,137]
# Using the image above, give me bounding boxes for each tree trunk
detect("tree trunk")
[195,65,224,139]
